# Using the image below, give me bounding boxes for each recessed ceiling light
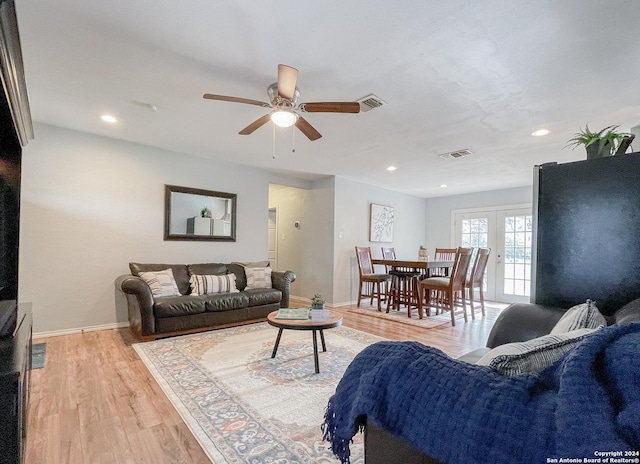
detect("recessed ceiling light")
[101,114,117,124]
[531,129,549,137]
[387,166,397,171]
[440,184,447,188]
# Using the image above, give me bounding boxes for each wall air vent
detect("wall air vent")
[438,149,473,160]
[357,94,387,112]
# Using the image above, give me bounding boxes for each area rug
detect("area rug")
[31,342,46,369]
[133,322,384,463]
[348,307,453,329]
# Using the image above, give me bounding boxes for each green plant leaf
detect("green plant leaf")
[565,124,630,155]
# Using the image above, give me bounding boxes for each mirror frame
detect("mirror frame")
[164,184,237,241]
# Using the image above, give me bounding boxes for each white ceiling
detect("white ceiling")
[16,0,640,198]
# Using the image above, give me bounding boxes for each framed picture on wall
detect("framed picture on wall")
[369,203,394,242]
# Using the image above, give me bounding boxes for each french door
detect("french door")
[453,205,532,304]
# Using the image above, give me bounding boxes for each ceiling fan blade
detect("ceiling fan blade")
[299,102,360,113]
[203,93,271,108]
[277,64,298,100]
[295,116,322,141]
[239,113,273,135]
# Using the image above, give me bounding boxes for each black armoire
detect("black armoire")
[532,151,640,316]
[0,1,34,463]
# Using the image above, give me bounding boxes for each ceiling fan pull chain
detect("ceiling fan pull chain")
[272,123,276,159]
[292,126,296,153]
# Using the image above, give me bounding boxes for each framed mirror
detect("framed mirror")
[164,184,236,241]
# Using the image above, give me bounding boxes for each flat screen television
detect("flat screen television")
[0,96,21,336]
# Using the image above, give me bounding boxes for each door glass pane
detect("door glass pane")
[503,214,532,297]
[461,217,490,292]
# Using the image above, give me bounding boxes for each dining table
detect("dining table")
[371,259,454,316]
[371,259,453,277]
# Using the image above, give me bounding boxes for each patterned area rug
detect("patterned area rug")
[134,322,384,463]
[348,307,453,328]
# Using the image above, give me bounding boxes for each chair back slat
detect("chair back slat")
[381,247,396,260]
[450,247,473,287]
[381,247,396,272]
[470,247,491,285]
[434,248,456,261]
[355,246,375,275]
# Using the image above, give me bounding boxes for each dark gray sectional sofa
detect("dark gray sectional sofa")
[115,262,296,341]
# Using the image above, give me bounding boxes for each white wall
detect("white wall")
[333,177,427,305]
[304,177,336,303]
[424,186,533,252]
[19,123,310,334]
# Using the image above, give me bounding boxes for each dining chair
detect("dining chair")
[431,248,456,277]
[381,247,420,315]
[465,247,491,319]
[418,247,473,326]
[355,246,391,311]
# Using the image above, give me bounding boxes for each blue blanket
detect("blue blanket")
[322,323,640,464]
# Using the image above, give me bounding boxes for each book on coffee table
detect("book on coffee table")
[275,308,310,320]
[311,309,330,322]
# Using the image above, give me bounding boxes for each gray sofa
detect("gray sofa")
[115,262,296,341]
[364,299,640,464]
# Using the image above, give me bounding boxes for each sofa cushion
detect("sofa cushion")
[204,293,249,312]
[457,347,491,364]
[550,299,606,334]
[613,297,640,324]
[246,267,272,289]
[130,263,190,295]
[226,263,248,291]
[244,288,282,307]
[477,327,598,376]
[189,274,239,295]
[138,269,181,298]
[153,295,207,317]
[187,262,227,276]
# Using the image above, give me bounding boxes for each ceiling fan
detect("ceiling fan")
[203,64,360,141]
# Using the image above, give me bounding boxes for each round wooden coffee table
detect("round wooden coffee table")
[267,310,343,374]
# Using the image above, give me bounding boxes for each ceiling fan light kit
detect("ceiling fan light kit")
[203,64,361,141]
[271,110,298,128]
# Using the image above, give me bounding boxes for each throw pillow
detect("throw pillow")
[245,266,272,289]
[477,327,598,376]
[189,274,239,295]
[550,299,606,334]
[138,268,182,298]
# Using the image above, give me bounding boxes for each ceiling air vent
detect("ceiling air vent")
[438,149,473,161]
[357,94,386,112]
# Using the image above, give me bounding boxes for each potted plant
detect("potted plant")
[311,294,326,309]
[201,206,212,218]
[418,245,428,261]
[566,125,634,160]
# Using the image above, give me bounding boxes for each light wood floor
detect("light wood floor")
[26,299,505,464]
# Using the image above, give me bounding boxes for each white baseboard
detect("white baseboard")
[34,321,130,339]
[329,301,356,308]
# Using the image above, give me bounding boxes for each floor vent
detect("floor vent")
[438,149,473,160]
[357,94,386,112]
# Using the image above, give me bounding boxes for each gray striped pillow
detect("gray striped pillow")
[550,299,606,334]
[189,274,239,295]
[477,328,597,376]
[245,267,272,289]
[138,268,182,298]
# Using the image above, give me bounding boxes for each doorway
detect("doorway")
[453,204,532,304]
[268,207,278,270]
